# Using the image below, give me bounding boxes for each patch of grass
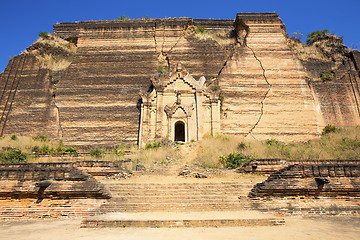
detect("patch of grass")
[338,137,360,151]
[89,147,104,158]
[134,145,177,168]
[39,144,51,154]
[36,54,72,72]
[191,134,242,168]
[289,38,330,62]
[27,34,75,72]
[32,135,48,142]
[194,29,235,49]
[145,142,159,150]
[265,139,291,158]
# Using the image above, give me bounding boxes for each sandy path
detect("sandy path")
[103,170,267,184]
[1,216,359,240]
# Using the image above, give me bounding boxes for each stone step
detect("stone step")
[104,201,247,207]
[105,183,253,187]
[108,195,249,201]
[109,190,250,196]
[109,195,245,200]
[81,211,285,228]
[99,181,256,213]
[101,203,252,212]
[107,185,251,190]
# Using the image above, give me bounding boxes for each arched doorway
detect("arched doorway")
[174,121,185,142]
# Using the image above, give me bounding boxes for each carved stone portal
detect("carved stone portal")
[138,63,220,148]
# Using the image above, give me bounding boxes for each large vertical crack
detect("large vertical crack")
[54,95,64,138]
[153,21,188,72]
[154,22,171,70]
[153,21,157,53]
[211,42,238,85]
[50,73,64,138]
[244,42,272,138]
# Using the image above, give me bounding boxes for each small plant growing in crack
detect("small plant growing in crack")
[118,15,129,20]
[210,85,220,91]
[306,29,329,45]
[322,124,339,135]
[320,72,334,82]
[157,65,165,75]
[196,27,208,34]
[218,93,224,111]
[38,32,49,39]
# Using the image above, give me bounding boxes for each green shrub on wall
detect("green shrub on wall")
[196,27,208,34]
[320,72,334,81]
[219,153,250,169]
[38,31,49,38]
[306,29,329,45]
[322,124,339,135]
[0,147,27,163]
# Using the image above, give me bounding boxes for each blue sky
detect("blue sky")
[0,0,359,73]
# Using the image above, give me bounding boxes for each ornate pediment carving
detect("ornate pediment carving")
[151,63,208,92]
[164,102,194,118]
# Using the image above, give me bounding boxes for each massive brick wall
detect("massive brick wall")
[53,18,229,146]
[0,55,58,138]
[305,59,360,127]
[219,13,319,142]
[0,13,359,146]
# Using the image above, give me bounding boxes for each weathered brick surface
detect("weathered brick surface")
[0,162,111,199]
[0,198,106,221]
[0,162,117,221]
[53,18,228,147]
[250,197,360,216]
[0,55,58,138]
[249,164,360,198]
[247,163,360,215]
[219,13,319,142]
[0,13,359,146]
[239,159,360,174]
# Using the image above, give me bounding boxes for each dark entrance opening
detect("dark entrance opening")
[174,121,185,142]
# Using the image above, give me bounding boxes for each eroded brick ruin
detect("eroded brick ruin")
[1,13,359,147]
[0,12,359,224]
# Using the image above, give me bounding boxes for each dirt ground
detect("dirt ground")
[0,216,359,240]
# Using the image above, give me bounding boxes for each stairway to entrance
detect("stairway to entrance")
[81,177,285,228]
